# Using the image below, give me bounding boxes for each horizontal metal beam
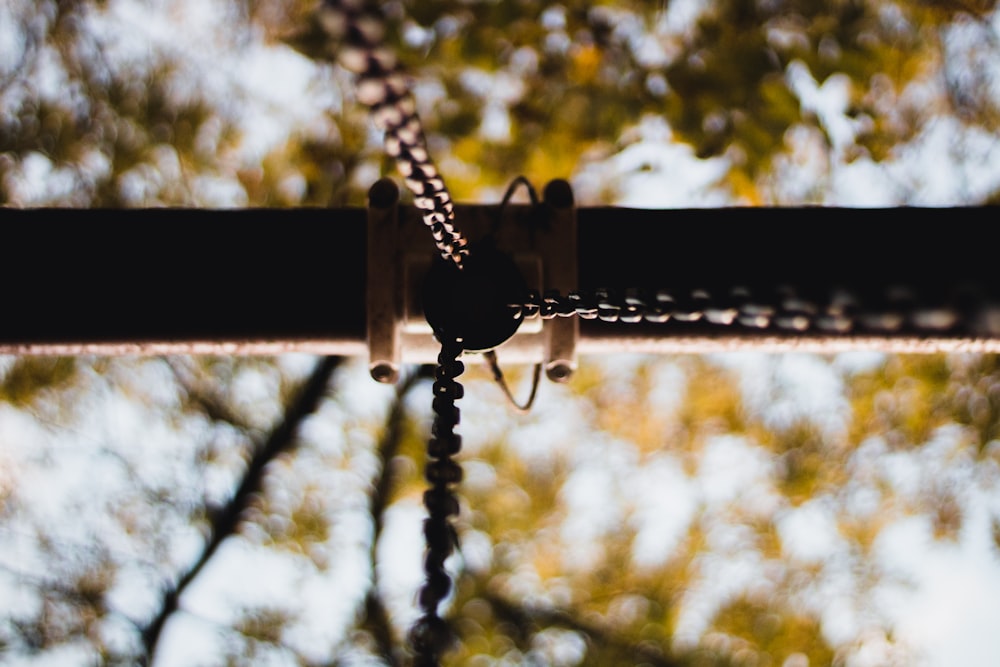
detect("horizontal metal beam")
[1,205,998,357]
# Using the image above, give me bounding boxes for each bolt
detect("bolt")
[543,179,574,209]
[370,362,399,384]
[368,178,400,209]
[546,361,574,383]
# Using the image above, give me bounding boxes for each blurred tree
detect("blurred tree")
[3,352,1000,666]
[2,0,999,207]
[2,1,1000,666]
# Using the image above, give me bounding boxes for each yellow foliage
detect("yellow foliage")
[846,355,954,447]
[0,357,78,407]
[708,595,835,667]
[234,606,294,645]
[762,420,845,504]
[838,511,889,554]
[676,360,747,438]
[570,44,602,85]
[523,131,587,190]
[728,169,762,205]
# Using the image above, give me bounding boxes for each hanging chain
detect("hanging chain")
[319,5,975,664]
[320,4,472,664]
[318,1,967,338]
[408,336,465,665]
[509,284,968,334]
[319,0,469,267]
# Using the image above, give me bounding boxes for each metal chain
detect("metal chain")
[318,5,975,663]
[510,284,973,334]
[319,0,469,267]
[408,336,465,665]
[320,4,470,663]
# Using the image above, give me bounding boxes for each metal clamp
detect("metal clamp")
[366,178,578,383]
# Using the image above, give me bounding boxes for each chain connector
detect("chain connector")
[366,177,578,383]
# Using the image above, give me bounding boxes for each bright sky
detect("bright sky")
[3,1,1000,666]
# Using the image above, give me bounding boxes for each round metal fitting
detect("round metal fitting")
[422,241,526,352]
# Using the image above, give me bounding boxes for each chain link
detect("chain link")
[321,5,469,663]
[318,5,987,665]
[510,284,980,334]
[408,336,465,665]
[319,2,978,337]
[320,0,469,267]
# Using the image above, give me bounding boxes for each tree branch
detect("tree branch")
[360,367,429,666]
[479,589,684,667]
[162,357,253,430]
[141,356,343,665]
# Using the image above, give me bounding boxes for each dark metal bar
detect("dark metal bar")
[579,207,996,290]
[0,208,367,354]
[1,206,997,355]
[574,206,1000,354]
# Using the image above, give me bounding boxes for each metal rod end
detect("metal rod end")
[369,178,400,209]
[543,179,574,209]
[370,361,400,384]
[545,360,575,383]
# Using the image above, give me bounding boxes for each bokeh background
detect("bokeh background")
[2,1,1000,665]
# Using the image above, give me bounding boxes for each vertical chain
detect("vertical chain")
[320,4,472,661]
[408,336,465,665]
[319,0,469,268]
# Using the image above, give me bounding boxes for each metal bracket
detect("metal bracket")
[366,178,578,383]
